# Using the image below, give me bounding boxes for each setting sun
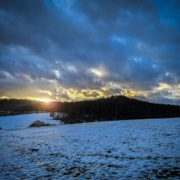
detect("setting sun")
[37,98,51,103]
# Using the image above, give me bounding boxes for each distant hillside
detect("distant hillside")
[0,99,52,116]
[54,96,180,124]
[0,96,180,123]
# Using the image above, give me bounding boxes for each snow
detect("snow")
[0,115,180,179]
[0,113,59,130]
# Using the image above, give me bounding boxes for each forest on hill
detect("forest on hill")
[0,96,180,124]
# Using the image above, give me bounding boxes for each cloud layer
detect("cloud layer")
[0,0,180,104]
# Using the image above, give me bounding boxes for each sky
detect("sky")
[0,0,180,104]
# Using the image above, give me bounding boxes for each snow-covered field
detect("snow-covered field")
[0,114,180,179]
[0,113,59,130]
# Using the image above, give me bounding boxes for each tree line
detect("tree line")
[0,96,180,124]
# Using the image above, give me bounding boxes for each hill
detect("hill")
[54,96,180,123]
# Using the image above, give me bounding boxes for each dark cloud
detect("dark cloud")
[0,0,180,104]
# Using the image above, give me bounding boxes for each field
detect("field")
[0,113,180,179]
